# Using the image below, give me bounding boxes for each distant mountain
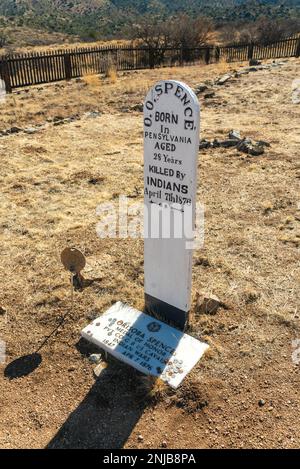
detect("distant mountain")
[0,0,299,39]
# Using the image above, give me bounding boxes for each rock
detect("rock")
[256,140,271,147]
[237,139,265,156]
[53,120,64,126]
[93,362,107,378]
[131,103,143,112]
[24,127,37,134]
[258,399,265,407]
[248,67,258,72]
[212,138,221,148]
[0,306,6,315]
[219,139,239,148]
[216,74,231,85]
[161,441,168,448]
[68,365,76,372]
[195,83,208,94]
[9,126,22,134]
[199,139,211,150]
[237,69,249,76]
[228,129,241,140]
[89,353,102,364]
[86,111,101,118]
[138,434,144,442]
[204,91,215,99]
[248,145,265,156]
[249,59,261,66]
[195,293,222,315]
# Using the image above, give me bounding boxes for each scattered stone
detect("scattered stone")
[53,120,64,126]
[199,132,269,156]
[204,91,215,99]
[195,83,208,94]
[256,140,271,148]
[258,399,266,407]
[248,67,258,72]
[0,306,6,315]
[161,441,168,448]
[237,69,249,76]
[195,293,222,315]
[219,139,239,148]
[24,127,37,134]
[216,74,232,85]
[237,139,265,156]
[89,353,102,364]
[138,434,144,442]
[249,59,261,66]
[9,126,22,134]
[93,362,107,378]
[212,138,220,148]
[131,103,143,112]
[68,365,76,372]
[86,111,101,118]
[199,139,211,149]
[228,129,241,140]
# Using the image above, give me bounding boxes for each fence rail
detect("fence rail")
[0,36,299,92]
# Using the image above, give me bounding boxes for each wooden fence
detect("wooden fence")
[0,36,299,92]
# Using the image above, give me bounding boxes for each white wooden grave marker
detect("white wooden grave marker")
[143,80,200,328]
[81,302,208,389]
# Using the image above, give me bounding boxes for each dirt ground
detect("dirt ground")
[0,58,299,449]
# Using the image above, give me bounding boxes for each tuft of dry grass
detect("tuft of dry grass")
[105,65,118,84]
[82,73,101,90]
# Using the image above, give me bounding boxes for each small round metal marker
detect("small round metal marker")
[61,247,86,312]
[61,247,86,274]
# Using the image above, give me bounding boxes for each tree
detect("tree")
[127,14,173,67]
[126,12,213,67]
[169,14,213,49]
[0,33,7,48]
[239,17,300,45]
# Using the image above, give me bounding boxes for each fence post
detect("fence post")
[215,46,220,62]
[205,47,210,65]
[64,53,72,80]
[247,42,254,61]
[149,48,155,69]
[296,38,300,58]
[0,60,12,93]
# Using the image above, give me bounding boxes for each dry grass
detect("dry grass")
[0,58,300,449]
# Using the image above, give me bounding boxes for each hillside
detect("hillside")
[0,0,299,40]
